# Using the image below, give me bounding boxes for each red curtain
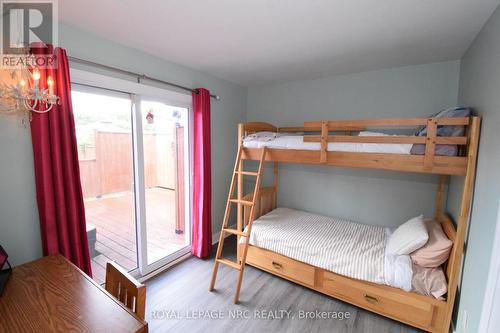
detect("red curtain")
[192,88,212,258]
[30,46,92,276]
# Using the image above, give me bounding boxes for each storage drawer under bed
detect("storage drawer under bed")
[244,244,446,332]
[321,270,436,328]
[245,245,315,287]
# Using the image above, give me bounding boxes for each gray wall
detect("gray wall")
[0,23,247,266]
[448,6,500,333]
[247,61,460,226]
[0,117,41,265]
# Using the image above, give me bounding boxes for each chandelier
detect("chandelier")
[0,66,60,115]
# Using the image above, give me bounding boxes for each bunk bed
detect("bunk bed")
[210,116,480,333]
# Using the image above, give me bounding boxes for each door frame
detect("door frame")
[70,68,193,277]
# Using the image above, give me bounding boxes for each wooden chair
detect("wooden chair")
[105,261,146,320]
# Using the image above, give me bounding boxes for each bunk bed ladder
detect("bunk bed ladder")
[209,146,267,304]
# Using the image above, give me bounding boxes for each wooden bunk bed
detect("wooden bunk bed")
[209,116,480,333]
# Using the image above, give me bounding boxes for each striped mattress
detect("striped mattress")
[245,207,388,284]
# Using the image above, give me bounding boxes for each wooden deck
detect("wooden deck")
[85,188,187,285]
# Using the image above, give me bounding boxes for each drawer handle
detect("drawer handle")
[271,261,282,270]
[364,294,379,304]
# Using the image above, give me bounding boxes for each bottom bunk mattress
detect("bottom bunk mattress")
[242,207,414,292]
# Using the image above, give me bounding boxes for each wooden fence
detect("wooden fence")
[79,126,181,198]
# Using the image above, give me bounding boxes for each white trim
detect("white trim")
[212,231,221,246]
[212,224,237,245]
[138,251,192,283]
[141,246,192,275]
[70,68,192,107]
[478,198,500,333]
[132,94,149,276]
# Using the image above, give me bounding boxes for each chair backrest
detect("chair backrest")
[105,261,146,320]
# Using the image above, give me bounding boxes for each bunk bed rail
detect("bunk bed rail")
[304,117,472,167]
[238,122,277,136]
[304,117,470,127]
[239,117,479,176]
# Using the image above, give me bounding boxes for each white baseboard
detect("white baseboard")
[212,224,236,245]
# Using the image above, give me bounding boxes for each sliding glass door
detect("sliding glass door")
[136,98,191,273]
[72,85,191,283]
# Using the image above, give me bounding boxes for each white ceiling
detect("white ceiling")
[60,0,500,86]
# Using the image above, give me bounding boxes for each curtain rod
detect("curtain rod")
[67,56,220,100]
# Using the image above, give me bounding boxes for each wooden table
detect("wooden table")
[0,255,148,333]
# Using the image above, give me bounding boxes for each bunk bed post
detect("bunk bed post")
[435,175,449,220]
[423,118,438,171]
[273,162,279,207]
[320,121,329,163]
[442,116,480,333]
[237,124,244,263]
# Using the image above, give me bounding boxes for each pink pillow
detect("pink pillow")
[410,219,452,267]
[411,264,447,300]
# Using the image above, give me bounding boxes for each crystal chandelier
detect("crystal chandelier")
[0,6,60,116]
[0,66,60,115]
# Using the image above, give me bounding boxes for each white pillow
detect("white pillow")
[387,215,428,255]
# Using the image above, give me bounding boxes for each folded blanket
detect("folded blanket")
[243,131,278,142]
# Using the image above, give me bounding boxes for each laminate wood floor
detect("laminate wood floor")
[145,237,422,333]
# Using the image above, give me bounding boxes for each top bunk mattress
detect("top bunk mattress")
[242,131,459,156]
[244,207,389,284]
